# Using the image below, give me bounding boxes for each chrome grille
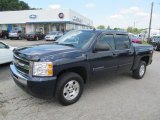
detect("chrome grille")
[13,54,30,75]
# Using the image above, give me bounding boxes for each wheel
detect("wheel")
[154,45,158,51]
[56,72,84,106]
[18,36,22,40]
[132,61,146,79]
[4,36,7,39]
[36,37,39,41]
[54,37,57,41]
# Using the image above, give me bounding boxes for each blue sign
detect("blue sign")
[29,14,37,19]
[8,24,12,32]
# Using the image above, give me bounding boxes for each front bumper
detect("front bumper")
[10,64,57,97]
[45,37,55,41]
[26,37,36,40]
[9,36,18,38]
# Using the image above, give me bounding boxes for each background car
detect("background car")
[63,30,73,35]
[25,31,45,41]
[0,42,15,64]
[150,36,160,51]
[0,30,9,39]
[9,30,25,40]
[45,31,63,41]
[129,33,142,44]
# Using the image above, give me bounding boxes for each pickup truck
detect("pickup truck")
[10,30,153,105]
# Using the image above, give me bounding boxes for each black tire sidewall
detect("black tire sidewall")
[56,72,84,106]
[133,61,146,79]
[19,36,21,40]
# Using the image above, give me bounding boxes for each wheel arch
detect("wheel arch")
[141,56,150,65]
[57,66,89,84]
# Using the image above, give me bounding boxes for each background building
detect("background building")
[140,28,160,40]
[0,9,93,34]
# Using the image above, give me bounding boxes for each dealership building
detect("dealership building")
[0,9,93,34]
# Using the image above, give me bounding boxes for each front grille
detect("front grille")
[13,54,30,75]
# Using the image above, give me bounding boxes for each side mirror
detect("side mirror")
[5,45,10,49]
[94,42,110,52]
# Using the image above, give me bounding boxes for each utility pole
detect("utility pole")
[148,2,154,39]
[134,21,135,28]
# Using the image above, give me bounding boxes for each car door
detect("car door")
[89,34,118,75]
[114,34,134,72]
[0,42,13,64]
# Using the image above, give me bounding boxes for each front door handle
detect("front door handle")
[112,53,118,57]
[127,50,134,55]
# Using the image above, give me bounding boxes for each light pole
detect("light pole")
[148,2,154,39]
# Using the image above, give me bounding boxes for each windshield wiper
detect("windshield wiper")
[58,43,75,47]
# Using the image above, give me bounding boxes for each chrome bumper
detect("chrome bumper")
[10,64,28,86]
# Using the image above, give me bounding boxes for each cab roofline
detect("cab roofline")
[77,29,128,34]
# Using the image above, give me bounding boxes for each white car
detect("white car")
[45,31,63,41]
[0,42,15,64]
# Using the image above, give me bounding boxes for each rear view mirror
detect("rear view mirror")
[94,42,110,52]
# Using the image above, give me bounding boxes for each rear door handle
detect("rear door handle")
[127,50,134,55]
[112,53,118,57]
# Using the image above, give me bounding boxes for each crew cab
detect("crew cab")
[0,30,9,39]
[9,30,25,40]
[0,42,15,64]
[10,30,153,105]
[150,36,160,51]
[25,31,44,41]
[45,31,63,41]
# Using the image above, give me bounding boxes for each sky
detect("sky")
[22,0,160,29]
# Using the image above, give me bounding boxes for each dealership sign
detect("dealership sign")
[29,14,37,19]
[72,16,83,23]
[58,13,64,19]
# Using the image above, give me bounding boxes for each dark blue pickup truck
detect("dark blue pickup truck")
[10,30,153,105]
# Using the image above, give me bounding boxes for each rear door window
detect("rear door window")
[115,35,131,50]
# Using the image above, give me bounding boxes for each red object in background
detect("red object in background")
[131,38,142,44]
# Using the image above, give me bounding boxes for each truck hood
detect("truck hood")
[14,44,85,62]
[16,44,78,55]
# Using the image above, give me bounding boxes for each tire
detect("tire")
[155,45,159,51]
[18,36,22,40]
[132,61,146,79]
[56,72,84,106]
[54,37,57,41]
[36,37,39,41]
[4,36,7,39]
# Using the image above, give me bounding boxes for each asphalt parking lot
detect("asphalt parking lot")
[1,39,160,120]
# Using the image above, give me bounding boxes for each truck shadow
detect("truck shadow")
[84,72,134,93]
[0,63,12,81]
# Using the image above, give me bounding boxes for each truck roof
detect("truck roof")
[80,29,128,35]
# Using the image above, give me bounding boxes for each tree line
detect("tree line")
[0,0,40,11]
[97,25,145,34]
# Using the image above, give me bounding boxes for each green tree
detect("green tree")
[127,27,142,34]
[114,28,122,30]
[97,25,105,29]
[0,0,30,11]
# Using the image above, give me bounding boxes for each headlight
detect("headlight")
[33,62,53,76]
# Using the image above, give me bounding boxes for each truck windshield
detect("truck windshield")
[56,30,96,49]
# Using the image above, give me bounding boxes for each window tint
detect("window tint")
[97,34,115,50]
[0,43,6,49]
[115,35,130,50]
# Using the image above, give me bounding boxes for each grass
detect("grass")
[141,40,150,45]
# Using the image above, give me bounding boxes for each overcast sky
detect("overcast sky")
[22,0,160,29]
